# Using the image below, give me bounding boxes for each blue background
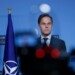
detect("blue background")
[0,0,75,71]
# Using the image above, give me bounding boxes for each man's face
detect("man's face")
[39,16,52,36]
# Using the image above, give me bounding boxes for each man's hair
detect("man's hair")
[38,13,53,24]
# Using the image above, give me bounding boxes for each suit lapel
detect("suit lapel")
[49,36,53,46]
[37,37,43,48]
[49,36,57,49]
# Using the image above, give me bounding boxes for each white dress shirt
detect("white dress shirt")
[41,34,51,46]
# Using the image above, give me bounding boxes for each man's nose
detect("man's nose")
[45,24,48,28]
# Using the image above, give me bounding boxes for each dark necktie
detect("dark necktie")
[43,38,48,46]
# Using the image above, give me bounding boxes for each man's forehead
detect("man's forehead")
[41,17,52,22]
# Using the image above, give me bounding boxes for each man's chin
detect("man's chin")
[43,33,50,36]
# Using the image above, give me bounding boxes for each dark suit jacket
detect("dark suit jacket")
[29,35,67,75]
[37,35,66,52]
[18,35,67,75]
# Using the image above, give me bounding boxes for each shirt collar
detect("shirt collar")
[41,34,51,46]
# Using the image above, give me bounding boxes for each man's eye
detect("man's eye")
[42,23,45,25]
[48,22,51,24]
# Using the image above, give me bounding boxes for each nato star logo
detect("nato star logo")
[3,60,18,75]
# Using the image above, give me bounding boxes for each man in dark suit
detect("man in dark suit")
[32,13,67,75]
[37,13,66,51]
[18,14,67,75]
